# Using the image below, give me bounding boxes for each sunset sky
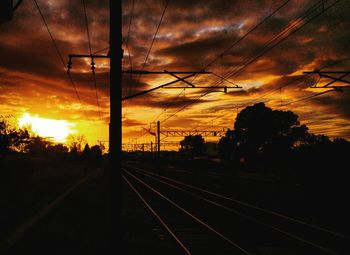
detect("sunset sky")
[0,0,350,148]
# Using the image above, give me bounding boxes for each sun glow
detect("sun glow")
[18,113,75,143]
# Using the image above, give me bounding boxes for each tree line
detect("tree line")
[0,118,104,162]
[180,103,350,198]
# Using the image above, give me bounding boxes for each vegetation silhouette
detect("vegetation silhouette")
[0,117,104,163]
[215,103,350,222]
[180,134,206,158]
[219,103,309,171]
[0,119,30,154]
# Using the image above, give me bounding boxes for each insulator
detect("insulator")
[67,59,72,74]
[91,59,96,74]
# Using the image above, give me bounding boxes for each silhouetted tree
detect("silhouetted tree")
[46,143,69,155]
[98,141,106,154]
[304,133,331,146]
[69,146,79,159]
[0,119,30,153]
[0,120,10,153]
[218,129,235,160]
[237,103,307,151]
[218,103,311,177]
[26,136,51,155]
[90,145,103,162]
[67,135,87,152]
[82,143,91,160]
[180,135,206,157]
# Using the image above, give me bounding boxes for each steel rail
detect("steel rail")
[123,169,251,255]
[124,164,350,241]
[122,174,192,255]
[130,168,341,255]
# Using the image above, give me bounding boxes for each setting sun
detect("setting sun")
[18,113,75,143]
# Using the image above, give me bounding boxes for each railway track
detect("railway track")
[123,169,250,254]
[123,164,350,255]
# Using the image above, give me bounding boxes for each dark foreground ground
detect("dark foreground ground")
[1,155,349,254]
[0,155,182,255]
[129,157,350,236]
[123,157,350,254]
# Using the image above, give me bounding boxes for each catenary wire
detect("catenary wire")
[82,0,102,119]
[33,0,82,104]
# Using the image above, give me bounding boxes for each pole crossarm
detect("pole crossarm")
[303,70,350,89]
[69,54,110,59]
[122,70,211,74]
[67,53,110,74]
[164,85,242,91]
[122,70,242,101]
[122,70,214,101]
[164,70,195,87]
[122,73,196,101]
[160,130,227,137]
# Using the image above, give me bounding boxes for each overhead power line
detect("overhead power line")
[281,89,336,106]
[134,0,341,141]
[124,0,135,97]
[126,0,135,45]
[191,0,292,84]
[135,0,290,133]
[33,0,82,104]
[82,0,93,56]
[152,0,291,126]
[93,46,110,55]
[155,0,291,125]
[232,55,350,112]
[195,58,349,132]
[160,0,302,124]
[161,0,340,126]
[224,0,341,81]
[82,0,102,119]
[135,0,170,88]
[123,39,134,96]
[125,0,169,124]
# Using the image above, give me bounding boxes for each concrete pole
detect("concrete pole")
[109,0,122,250]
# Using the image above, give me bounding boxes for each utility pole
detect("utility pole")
[157,121,160,157]
[109,0,122,250]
